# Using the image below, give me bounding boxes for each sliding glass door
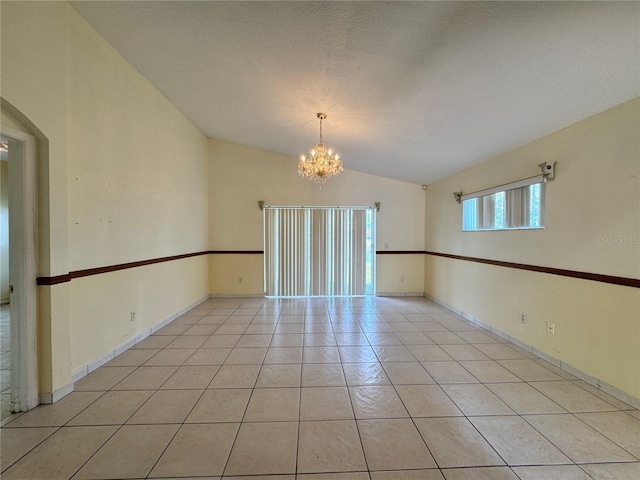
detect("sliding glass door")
[264,207,375,297]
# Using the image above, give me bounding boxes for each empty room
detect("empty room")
[0,1,638,479]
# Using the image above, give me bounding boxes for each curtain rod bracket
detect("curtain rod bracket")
[258,201,265,211]
[538,162,556,181]
[374,202,381,212]
[453,192,462,204]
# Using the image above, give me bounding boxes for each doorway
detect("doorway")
[1,141,9,419]
[0,127,38,418]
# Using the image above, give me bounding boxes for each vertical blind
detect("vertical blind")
[264,207,373,297]
[462,183,544,231]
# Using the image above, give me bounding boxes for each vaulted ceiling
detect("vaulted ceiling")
[71,1,640,184]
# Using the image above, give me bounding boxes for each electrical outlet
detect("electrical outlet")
[400,276,405,284]
[238,277,243,284]
[520,312,527,324]
[547,322,555,335]
[130,311,136,322]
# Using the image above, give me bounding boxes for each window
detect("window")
[264,207,375,297]
[463,183,545,231]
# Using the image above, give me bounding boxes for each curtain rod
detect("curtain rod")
[454,162,556,203]
[259,202,380,212]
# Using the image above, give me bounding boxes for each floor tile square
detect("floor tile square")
[127,389,202,424]
[160,365,218,389]
[414,417,504,468]
[441,384,515,416]
[358,418,436,470]
[523,413,637,463]
[167,335,209,349]
[300,387,354,420]
[74,366,136,391]
[245,324,276,334]
[396,385,463,417]
[0,427,58,472]
[186,388,251,423]
[184,348,231,365]
[372,346,416,362]
[225,422,298,475]
[224,347,268,365]
[201,335,241,348]
[112,366,178,390]
[458,361,522,383]
[577,411,640,457]
[183,324,219,336]
[334,332,369,345]
[1,426,116,479]
[255,364,302,388]
[271,333,304,346]
[297,420,367,473]
[67,390,153,426]
[150,423,239,478]
[209,364,261,388]
[486,382,567,414]
[343,363,391,386]
[215,325,248,335]
[529,381,620,412]
[303,346,341,363]
[74,424,178,479]
[407,345,453,362]
[469,416,571,465]
[264,347,303,364]
[349,386,408,419]
[425,332,467,345]
[143,348,196,366]
[439,344,490,361]
[104,348,159,367]
[382,362,435,385]
[338,346,378,363]
[497,359,564,381]
[302,364,346,387]
[244,388,300,421]
[236,335,273,348]
[422,361,479,384]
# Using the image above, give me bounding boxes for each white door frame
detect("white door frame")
[2,126,38,412]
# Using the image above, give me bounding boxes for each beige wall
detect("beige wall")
[1,3,210,390]
[0,160,8,303]
[209,139,425,295]
[424,98,640,399]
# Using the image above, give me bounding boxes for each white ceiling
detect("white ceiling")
[71,1,640,185]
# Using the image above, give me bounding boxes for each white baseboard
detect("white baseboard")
[424,293,640,410]
[55,294,210,404]
[39,381,74,405]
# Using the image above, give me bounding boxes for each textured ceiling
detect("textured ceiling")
[71,1,640,185]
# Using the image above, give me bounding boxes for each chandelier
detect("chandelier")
[298,113,343,186]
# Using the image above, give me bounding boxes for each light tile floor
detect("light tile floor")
[1,296,639,479]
